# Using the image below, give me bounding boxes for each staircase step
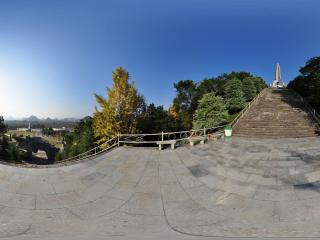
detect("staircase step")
[233,88,319,139]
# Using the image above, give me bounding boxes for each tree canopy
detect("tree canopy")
[224,78,246,114]
[170,72,266,130]
[242,78,257,101]
[137,104,178,133]
[288,56,320,111]
[58,117,95,159]
[0,116,7,135]
[193,93,229,129]
[93,67,145,143]
[172,80,198,130]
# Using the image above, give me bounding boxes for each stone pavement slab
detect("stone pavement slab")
[1,138,320,239]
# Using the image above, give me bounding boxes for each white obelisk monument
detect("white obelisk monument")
[271,63,285,88]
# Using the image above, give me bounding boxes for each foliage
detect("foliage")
[0,116,7,135]
[8,143,21,162]
[57,117,95,160]
[42,128,54,136]
[171,72,266,130]
[242,78,257,101]
[225,71,252,81]
[0,116,7,159]
[172,80,198,130]
[251,77,267,93]
[193,93,229,129]
[93,67,145,144]
[196,77,226,97]
[288,56,320,111]
[224,124,232,130]
[0,137,24,163]
[224,78,246,114]
[300,56,320,76]
[137,104,178,133]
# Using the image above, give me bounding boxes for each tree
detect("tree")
[197,77,227,97]
[224,78,246,114]
[0,116,7,135]
[137,104,177,133]
[193,93,229,129]
[57,117,95,159]
[300,56,320,76]
[0,116,7,157]
[172,80,198,129]
[288,56,320,111]
[226,71,252,81]
[242,78,257,101]
[42,128,54,136]
[251,77,267,93]
[93,67,145,144]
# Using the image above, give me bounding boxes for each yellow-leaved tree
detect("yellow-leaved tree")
[93,67,145,144]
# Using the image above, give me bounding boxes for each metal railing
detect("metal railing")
[119,125,225,144]
[59,136,119,163]
[230,88,266,128]
[58,125,225,163]
[58,90,267,163]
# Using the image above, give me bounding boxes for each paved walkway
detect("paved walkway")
[1,137,320,239]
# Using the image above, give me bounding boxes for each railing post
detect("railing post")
[162,131,164,141]
[203,127,206,137]
[117,133,120,147]
[94,147,97,155]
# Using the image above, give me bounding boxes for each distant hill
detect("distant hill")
[23,115,41,122]
[4,115,80,129]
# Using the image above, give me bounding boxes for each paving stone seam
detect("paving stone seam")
[89,149,154,219]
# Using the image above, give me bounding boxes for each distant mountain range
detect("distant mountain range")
[3,115,81,129]
[4,115,80,122]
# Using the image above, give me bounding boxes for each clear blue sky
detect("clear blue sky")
[1,0,320,119]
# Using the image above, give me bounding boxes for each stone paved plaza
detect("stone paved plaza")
[1,137,320,239]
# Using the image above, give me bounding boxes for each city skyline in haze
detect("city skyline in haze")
[1,0,320,119]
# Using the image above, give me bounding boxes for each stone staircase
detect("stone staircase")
[233,88,320,138]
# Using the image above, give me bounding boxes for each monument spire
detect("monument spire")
[276,63,281,82]
[271,63,285,88]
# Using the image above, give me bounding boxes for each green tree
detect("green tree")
[242,78,257,101]
[172,80,198,129]
[251,77,267,93]
[93,67,146,144]
[42,128,54,136]
[197,77,227,97]
[226,71,252,81]
[193,93,229,129]
[300,56,320,76]
[0,116,7,135]
[288,56,320,111]
[58,117,95,159]
[0,116,7,157]
[137,104,178,133]
[8,143,21,162]
[224,78,246,114]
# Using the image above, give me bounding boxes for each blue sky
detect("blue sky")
[0,0,320,119]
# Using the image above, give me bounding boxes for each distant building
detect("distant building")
[16,122,32,132]
[52,127,66,131]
